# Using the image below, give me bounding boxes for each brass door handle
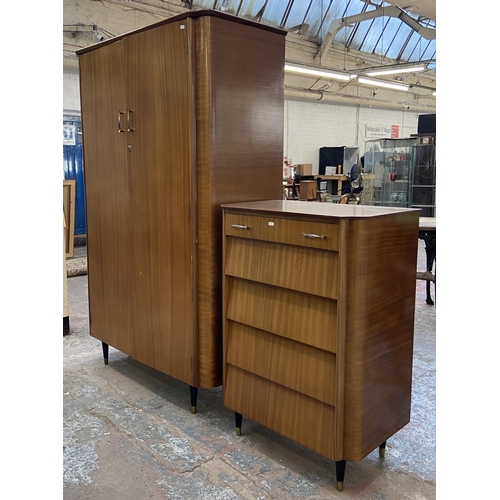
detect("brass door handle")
[127,109,135,132]
[118,111,126,133]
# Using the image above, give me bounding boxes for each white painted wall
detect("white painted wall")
[283,99,418,173]
[63,70,81,114]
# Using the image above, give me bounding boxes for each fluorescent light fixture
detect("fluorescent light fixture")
[357,77,409,91]
[366,66,426,76]
[284,63,352,81]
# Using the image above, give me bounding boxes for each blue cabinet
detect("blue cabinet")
[63,116,86,235]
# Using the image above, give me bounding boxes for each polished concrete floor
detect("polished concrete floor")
[63,241,436,499]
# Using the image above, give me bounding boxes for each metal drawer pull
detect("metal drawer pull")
[302,232,326,239]
[230,224,249,230]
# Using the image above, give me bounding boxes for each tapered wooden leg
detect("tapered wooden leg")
[335,460,346,491]
[379,441,386,458]
[189,386,198,414]
[102,342,109,365]
[235,412,243,436]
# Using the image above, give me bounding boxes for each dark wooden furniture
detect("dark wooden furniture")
[221,200,420,490]
[76,11,286,411]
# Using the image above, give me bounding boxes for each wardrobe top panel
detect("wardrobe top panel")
[76,9,287,56]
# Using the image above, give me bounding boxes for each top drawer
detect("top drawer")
[224,212,339,251]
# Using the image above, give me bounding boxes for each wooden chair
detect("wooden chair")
[339,194,350,204]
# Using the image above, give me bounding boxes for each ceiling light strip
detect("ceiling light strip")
[284,63,352,81]
[366,66,426,76]
[284,62,412,92]
[357,77,409,91]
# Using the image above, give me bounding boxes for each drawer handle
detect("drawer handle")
[302,232,326,239]
[230,224,249,230]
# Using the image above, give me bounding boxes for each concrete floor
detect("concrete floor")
[63,241,436,499]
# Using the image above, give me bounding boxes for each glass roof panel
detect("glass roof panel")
[422,43,436,61]
[384,22,411,59]
[356,15,385,53]
[376,17,403,57]
[237,0,271,20]
[190,0,436,66]
[282,0,314,31]
[212,0,243,15]
[195,0,216,9]
[400,32,436,62]
[259,0,291,27]
[301,0,336,42]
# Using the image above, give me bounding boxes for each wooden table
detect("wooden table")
[314,174,376,202]
[418,217,436,305]
[314,174,349,195]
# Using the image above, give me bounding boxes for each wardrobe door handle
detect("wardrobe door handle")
[118,111,126,133]
[302,232,326,239]
[127,109,135,131]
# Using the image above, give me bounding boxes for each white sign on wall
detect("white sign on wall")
[365,125,392,139]
[63,124,76,146]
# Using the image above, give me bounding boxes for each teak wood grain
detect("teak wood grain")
[225,213,340,251]
[225,237,338,300]
[226,321,336,405]
[194,15,285,387]
[227,277,337,352]
[222,201,419,466]
[77,11,286,390]
[342,214,418,460]
[225,365,336,459]
[79,38,136,358]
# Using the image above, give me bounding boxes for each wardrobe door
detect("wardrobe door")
[79,39,136,353]
[125,20,198,385]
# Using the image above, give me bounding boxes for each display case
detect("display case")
[411,136,436,217]
[363,138,416,207]
[319,146,359,176]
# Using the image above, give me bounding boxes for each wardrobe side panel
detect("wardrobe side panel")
[195,16,285,388]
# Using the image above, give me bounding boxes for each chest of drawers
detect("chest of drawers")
[221,200,420,489]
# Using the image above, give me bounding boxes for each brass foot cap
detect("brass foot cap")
[236,427,241,436]
[191,406,196,414]
[379,448,385,458]
[337,482,343,492]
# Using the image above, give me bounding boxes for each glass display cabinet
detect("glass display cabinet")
[363,138,416,207]
[410,136,436,217]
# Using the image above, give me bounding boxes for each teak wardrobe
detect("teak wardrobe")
[76,10,286,410]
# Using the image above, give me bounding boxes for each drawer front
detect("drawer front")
[225,213,339,251]
[225,237,338,300]
[227,277,337,353]
[224,365,336,459]
[226,321,336,406]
